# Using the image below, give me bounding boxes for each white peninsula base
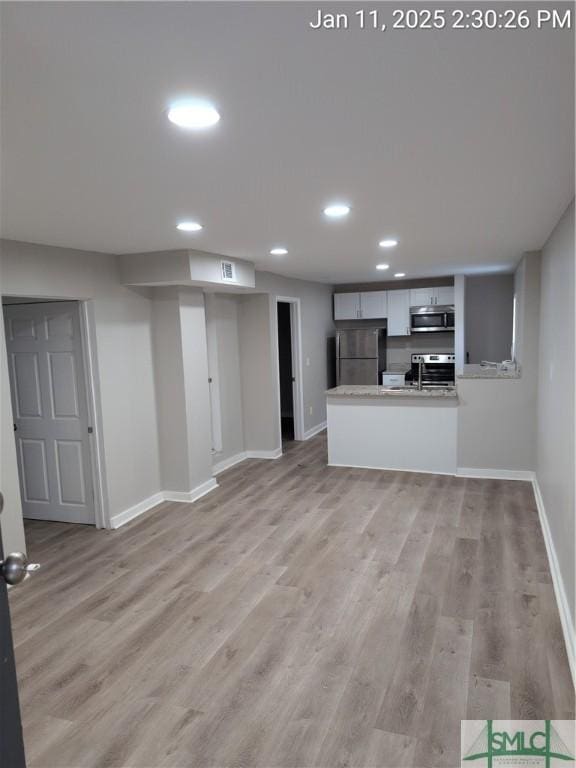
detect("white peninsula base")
[327,390,458,475]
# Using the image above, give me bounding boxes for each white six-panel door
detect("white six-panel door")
[3,302,95,524]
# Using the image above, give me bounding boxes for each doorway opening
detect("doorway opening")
[2,298,101,526]
[277,302,294,441]
[274,297,304,445]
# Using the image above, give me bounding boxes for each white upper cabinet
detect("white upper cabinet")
[334,292,361,320]
[436,286,455,305]
[360,291,387,319]
[387,290,411,336]
[334,291,387,320]
[409,286,455,306]
[409,287,435,306]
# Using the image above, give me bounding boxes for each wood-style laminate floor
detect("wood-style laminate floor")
[10,434,574,768]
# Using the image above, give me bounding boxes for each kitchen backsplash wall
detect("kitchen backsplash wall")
[386,332,455,370]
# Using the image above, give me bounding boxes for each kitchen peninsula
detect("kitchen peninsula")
[325,385,459,474]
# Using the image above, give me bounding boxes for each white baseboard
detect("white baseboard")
[246,447,283,460]
[328,461,455,476]
[109,491,165,529]
[456,467,535,482]
[110,478,218,530]
[532,476,575,685]
[302,421,327,441]
[212,451,249,475]
[163,478,218,504]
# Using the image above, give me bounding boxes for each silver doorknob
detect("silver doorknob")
[1,552,30,586]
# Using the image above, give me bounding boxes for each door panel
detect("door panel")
[12,354,42,417]
[4,302,95,524]
[339,358,378,385]
[48,352,79,417]
[19,439,50,503]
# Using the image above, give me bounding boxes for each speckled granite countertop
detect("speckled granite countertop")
[326,385,458,399]
[458,366,521,379]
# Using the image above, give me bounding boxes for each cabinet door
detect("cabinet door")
[436,286,455,305]
[409,288,434,307]
[334,293,360,320]
[360,291,387,319]
[387,290,411,336]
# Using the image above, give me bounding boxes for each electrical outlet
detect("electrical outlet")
[309,405,313,415]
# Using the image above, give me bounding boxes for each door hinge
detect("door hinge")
[88,426,93,434]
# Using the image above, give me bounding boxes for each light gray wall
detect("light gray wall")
[206,294,245,465]
[536,199,575,625]
[465,274,514,363]
[255,271,335,431]
[238,294,278,452]
[151,289,189,491]
[0,239,161,546]
[151,288,213,492]
[179,288,213,489]
[457,252,540,471]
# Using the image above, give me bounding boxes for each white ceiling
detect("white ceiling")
[1,2,573,283]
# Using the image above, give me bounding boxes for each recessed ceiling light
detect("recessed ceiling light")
[167,100,220,129]
[376,264,390,271]
[270,247,288,256]
[176,221,203,232]
[394,272,406,278]
[379,239,398,248]
[323,203,351,218]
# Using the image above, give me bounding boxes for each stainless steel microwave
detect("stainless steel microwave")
[410,305,455,333]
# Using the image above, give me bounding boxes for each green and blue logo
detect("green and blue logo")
[462,720,575,768]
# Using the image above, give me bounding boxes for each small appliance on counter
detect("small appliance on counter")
[404,353,455,387]
[381,372,406,387]
[336,328,386,385]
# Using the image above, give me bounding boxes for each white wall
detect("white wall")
[536,200,575,628]
[0,239,161,545]
[255,271,335,432]
[457,252,540,472]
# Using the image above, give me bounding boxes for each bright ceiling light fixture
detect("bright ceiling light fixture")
[394,272,406,278]
[167,99,220,129]
[376,264,390,270]
[270,247,288,256]
[323,203,351,218]
[176,221,203,232]
[379,238,398,248]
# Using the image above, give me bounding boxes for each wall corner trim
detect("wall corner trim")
[163,478,218,504]
[212,451,249,475]
[302,421,327,441]
[532,476,575,685]
[109,478,218,529]
[246,447,282,460]
[456,467,535,481]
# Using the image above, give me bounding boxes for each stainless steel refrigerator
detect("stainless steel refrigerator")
[336,328,386,385]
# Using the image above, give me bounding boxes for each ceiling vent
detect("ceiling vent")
[221,260,236,282]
